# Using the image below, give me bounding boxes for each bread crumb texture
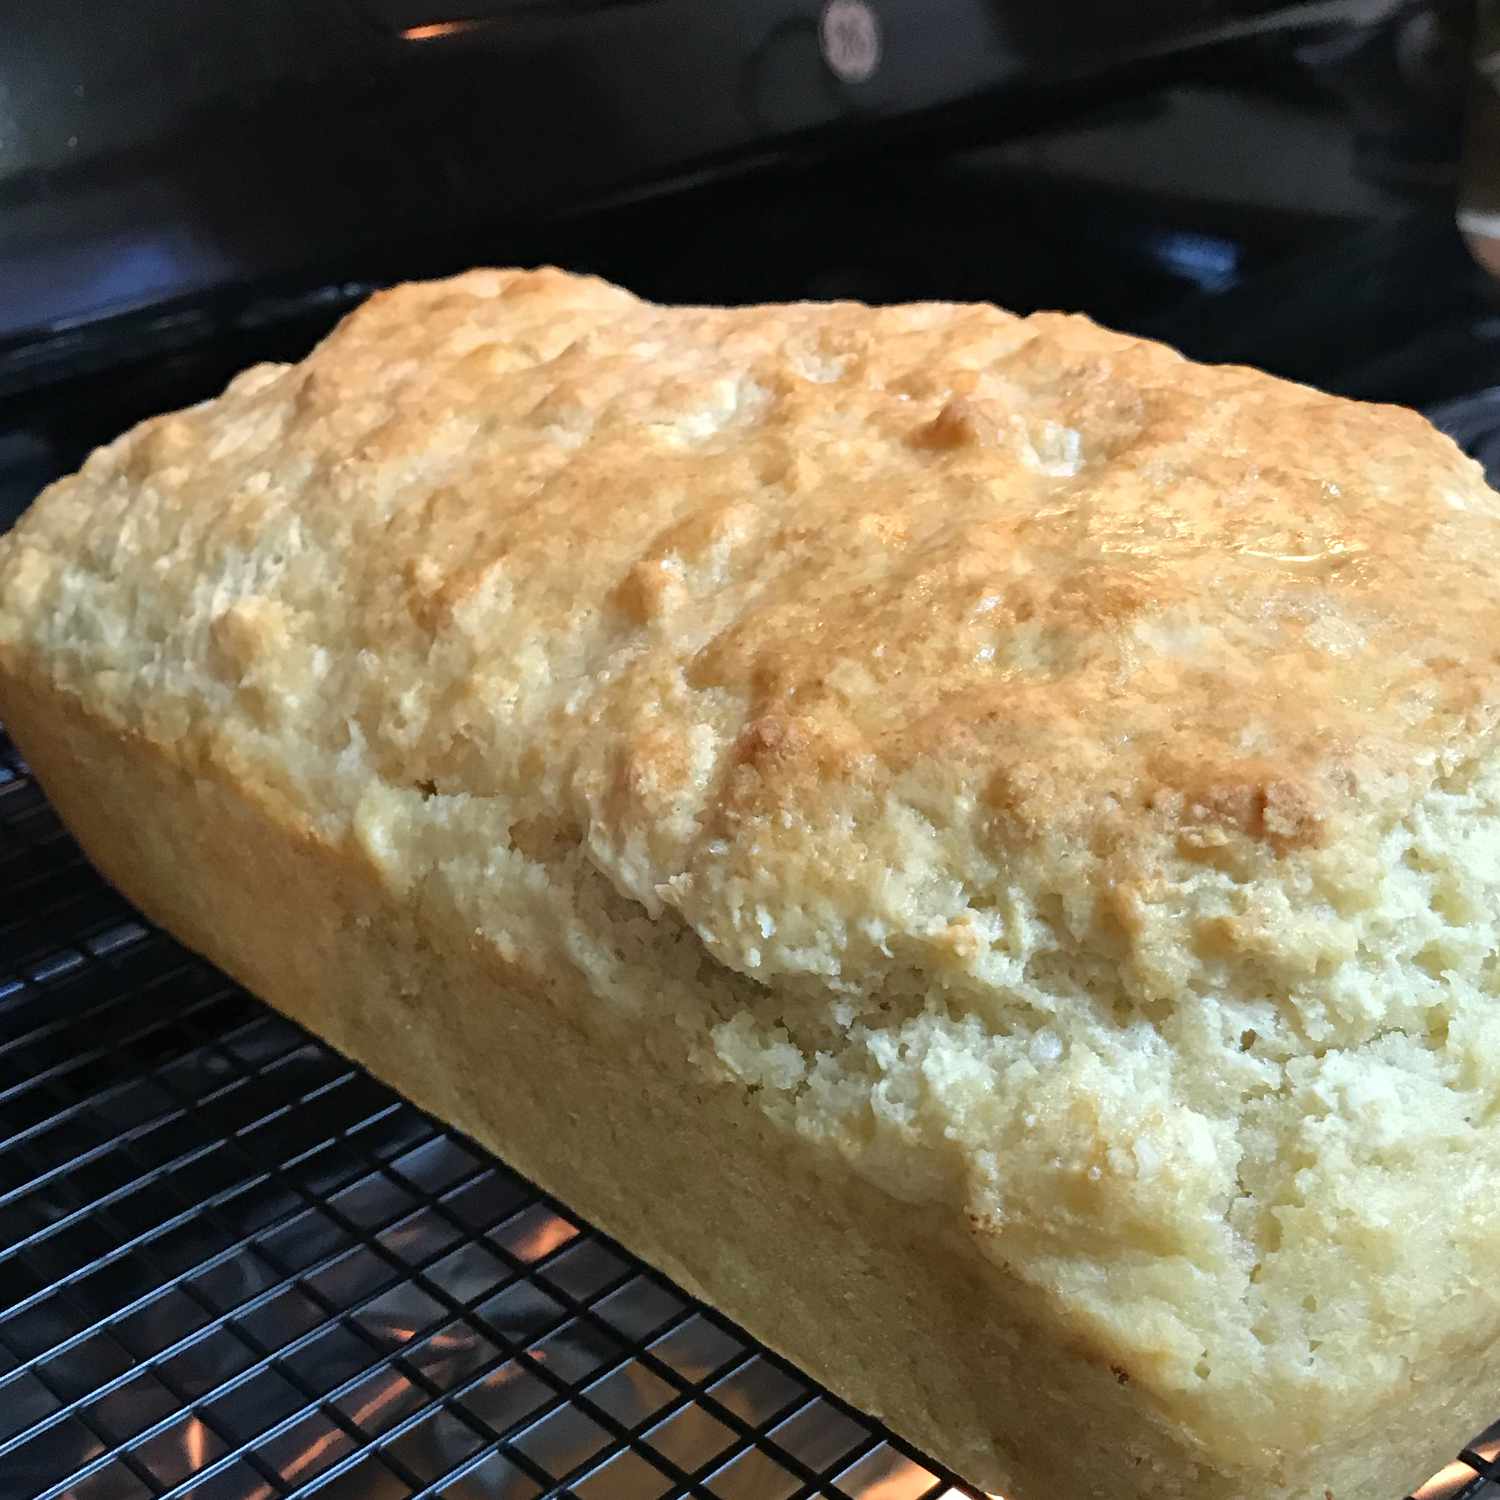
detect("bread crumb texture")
[5,267,1500,1467]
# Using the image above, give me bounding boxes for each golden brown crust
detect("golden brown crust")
[5,267,1500,1495]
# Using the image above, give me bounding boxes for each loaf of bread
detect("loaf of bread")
[4,267,1500,1499]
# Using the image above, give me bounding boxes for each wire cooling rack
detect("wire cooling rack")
[1,720,1498,1500]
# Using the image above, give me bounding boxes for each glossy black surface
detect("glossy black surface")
[0,0,1465,347]
[1429,386,1500,481]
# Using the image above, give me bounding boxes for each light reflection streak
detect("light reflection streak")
[401,19,488,40]
[508,1212,578,1262]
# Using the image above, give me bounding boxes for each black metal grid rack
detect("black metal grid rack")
[2,713,1500,1500]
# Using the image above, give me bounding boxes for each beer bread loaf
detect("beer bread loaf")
[4,268,1500,1498]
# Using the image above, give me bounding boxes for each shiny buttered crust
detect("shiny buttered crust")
[5,268,1500,1498]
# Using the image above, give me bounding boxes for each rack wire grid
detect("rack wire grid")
[1,717,1498,1500]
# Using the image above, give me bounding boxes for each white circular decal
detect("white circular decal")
[819,0,882,84]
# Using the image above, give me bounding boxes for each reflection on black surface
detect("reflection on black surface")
[1428,386,1500,486]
